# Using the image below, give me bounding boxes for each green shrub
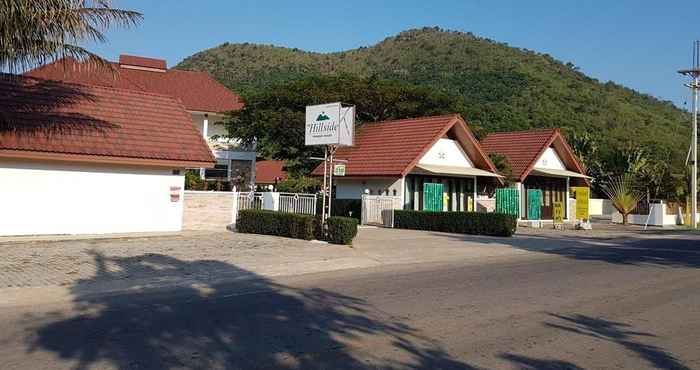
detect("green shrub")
[394,210,517,237]
[326,216,359,245]
[237,209,315,240]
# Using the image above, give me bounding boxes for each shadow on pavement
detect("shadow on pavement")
[497,353,585,370]
[544,313,692,370]
[429,231,700,268]
[23,251,480,369]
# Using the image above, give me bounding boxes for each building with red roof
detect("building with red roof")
[312,114,501,212]
[25,55,255,187]
[481,128,590,221]
[0,74,215,236]
[255,160,288,189]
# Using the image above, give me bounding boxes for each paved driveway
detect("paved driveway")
[1,225,698,307]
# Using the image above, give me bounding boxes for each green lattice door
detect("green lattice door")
[495,188,519,217]
[527,189,543,220]
[423,183,444,211]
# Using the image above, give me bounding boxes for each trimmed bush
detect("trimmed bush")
[326,216,359,245]
[237,209,315,240]
[394,210,517,237]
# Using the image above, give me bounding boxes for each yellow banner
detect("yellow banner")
[553,201,564,224]
[572,187,590,221]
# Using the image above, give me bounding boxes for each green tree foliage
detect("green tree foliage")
[276,175,320,193]
[224,74,466,173]
[1,0,142,72]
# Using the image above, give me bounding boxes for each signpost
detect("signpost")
[333,164,346,177]
[306,103,355,223]
[573,187,590,222]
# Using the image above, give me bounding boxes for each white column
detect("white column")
[473,177,477,213]
[200,115,209,179]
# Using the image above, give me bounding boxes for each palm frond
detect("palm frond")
[0,0,142,73]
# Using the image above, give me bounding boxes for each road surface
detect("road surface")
[1,234,698,369]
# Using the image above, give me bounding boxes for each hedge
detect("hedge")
[394,210,517,237]
[237,209,315,240]
[326,216,359,245]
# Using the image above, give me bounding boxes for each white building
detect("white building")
[26,54,256,188]
[312,115,503,211]
[0,74,215,236]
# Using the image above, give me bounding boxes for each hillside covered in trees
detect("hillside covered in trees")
[177,27,693,198]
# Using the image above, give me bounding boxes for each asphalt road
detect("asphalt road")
[1,235,699,369]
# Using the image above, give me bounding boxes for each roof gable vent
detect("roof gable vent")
[119,55,167,72]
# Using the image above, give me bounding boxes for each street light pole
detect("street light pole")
[679,40,700,229]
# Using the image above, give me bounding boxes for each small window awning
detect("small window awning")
[412,164,503,178]
[531,168,592,179]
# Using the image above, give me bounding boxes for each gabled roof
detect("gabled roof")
[0,74,215,167]
[311,114,498,177]
[25,56,243,113]
[256,160,288,184]
[480,128,586,182]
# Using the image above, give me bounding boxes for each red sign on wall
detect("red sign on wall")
[170,186,182,202]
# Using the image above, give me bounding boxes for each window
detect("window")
[204,160,229,179]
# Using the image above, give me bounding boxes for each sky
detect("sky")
[89,0,700,109]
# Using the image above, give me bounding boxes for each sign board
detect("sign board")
[305,102,355,146]
[333,164,346,176]
[170,186,181,202]
[553,201,564,224]
[572,186,590,221]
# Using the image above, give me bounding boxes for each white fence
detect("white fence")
[361,195,402,227]
[231,191,318,228]
[279,193,317,215]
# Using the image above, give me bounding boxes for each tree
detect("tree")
[488,152,513,185]
[601,174,643,225]
[224,75,467,174]
[1,0,141,72]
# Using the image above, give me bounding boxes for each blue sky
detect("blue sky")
[90,0,700,108]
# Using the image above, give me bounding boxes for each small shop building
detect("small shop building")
[0,74,215,236]
[480,128,590,222]
[313,114,502,211]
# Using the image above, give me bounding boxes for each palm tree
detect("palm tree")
[1,0,142,72]
[601,174,643,225]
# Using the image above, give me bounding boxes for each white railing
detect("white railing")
[279,193,317,215]
[237,191,264,211]
[361,195,402,227]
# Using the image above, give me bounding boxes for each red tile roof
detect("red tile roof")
[480,128,585,181]
[255,160,288,184]
[25,56,243,113]
[312,114,497,177]
[0,74,215,167]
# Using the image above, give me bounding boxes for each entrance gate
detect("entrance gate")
[361,195,402,227]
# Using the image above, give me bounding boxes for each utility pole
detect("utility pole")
[678,40,700,229]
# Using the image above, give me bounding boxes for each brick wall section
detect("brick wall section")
[183,191,234,230]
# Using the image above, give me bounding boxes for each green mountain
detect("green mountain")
[176,27,690,166]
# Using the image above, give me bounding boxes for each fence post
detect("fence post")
[231,190,239,229]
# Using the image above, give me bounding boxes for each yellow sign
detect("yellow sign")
[572,187,590,221]
[553,201,564,224]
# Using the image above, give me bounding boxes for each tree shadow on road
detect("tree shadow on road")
[23,251,479,370]
[428,232,700,268]
[543,313,692,370]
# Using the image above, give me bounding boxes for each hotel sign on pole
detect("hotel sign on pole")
[305,102,355,146]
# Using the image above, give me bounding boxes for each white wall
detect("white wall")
[0,159,185,236]
[534,147,566,170]
[418,138,473,167]
[191,112,228,139]
[335,178,402,199]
